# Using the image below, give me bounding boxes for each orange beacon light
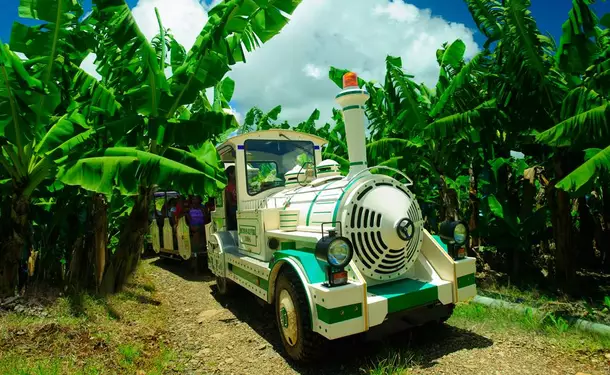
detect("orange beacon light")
[342,72,359,89]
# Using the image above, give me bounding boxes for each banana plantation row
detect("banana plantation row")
[240,0,610,298]
[0,0,609,302]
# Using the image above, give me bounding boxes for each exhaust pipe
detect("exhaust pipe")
[335,72,370,178]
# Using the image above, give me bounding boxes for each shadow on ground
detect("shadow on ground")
[209,282,494,375]
[148,255,215,283]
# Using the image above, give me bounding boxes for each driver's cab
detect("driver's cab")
[209,130,327,246]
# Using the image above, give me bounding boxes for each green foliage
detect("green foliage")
[0,0,303,294]
[452,302,610,348]
[555,146,610,193]
[556,0,600,74]
[240,0,610,284]
[603,296,610,313]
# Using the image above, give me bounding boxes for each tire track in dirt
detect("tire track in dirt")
[145,257,609,375]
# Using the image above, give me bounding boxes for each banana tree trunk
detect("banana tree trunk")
[0,193,29,297]
[67,194,108,292]
[468,165,480,248]
[101,186,151,294]
[68,234,87,288]
[512,171,537,278]
[92,194,108,289]
[549,155,575,288]
[602,186,610,271]
[577,197,596,268]
[440,175,459,221]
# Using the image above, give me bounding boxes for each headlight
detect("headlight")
[315,235,353,268]
[439,220,469,247]
[453,223,467,245]
[328,239,351,267]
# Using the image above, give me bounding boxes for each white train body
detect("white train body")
[206,72,476,361]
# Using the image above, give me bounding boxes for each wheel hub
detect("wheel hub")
[280,307,288,328]
[278,290,298,346]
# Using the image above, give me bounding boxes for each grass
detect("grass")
[0,263,175,375]
[363,296,610,375]
[449,300,610,352]
[478,281,610,325]
[362,350,418,375]
[3,261,608,375]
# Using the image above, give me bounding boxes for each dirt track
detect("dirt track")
[146,257,610,375]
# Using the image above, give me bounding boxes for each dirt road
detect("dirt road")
[146,257,609,375]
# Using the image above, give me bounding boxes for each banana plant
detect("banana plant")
[0,0,98,297]
[51,0,304,293]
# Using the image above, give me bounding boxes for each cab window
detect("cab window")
[244,139,316,196]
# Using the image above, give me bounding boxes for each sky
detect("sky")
[2,0,609,125]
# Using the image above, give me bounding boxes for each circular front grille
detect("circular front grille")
[342,179,423,281]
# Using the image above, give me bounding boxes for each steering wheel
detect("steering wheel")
[297,162,315,187]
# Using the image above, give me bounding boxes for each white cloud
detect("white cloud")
[80,0,479,127]
[303,63,324,80]
[131,0,209,51]
[80,53,102,81]
[78,0,208,81]
[227,0,480,125]
[223,106,243,124]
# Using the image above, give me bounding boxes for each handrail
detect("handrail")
[346,165,414,188]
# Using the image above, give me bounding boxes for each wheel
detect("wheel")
[439,303,455,323]
[197,254,207,271]
[187,256,198,273]
[274,268,324,362]
[215,275,233,296]
[423,303,455,332]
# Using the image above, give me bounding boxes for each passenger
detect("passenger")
[225,166,238,231]
[203,197,215,225]
[167,198,178,225]
[189,195,206,253]
[188,196,205,226]
[174,195,189,223]
[167,198,179,249]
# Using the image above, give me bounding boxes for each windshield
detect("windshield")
[244,139,316,195]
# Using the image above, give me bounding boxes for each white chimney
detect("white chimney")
[335,72,370,178]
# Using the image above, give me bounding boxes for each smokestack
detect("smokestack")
[335,72,370,178]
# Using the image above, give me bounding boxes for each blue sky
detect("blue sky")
[2,0,609,46]
[2,0,610,125]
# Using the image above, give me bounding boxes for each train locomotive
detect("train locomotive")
[206,72,477,362]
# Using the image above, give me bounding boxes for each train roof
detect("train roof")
[216,129,327,160]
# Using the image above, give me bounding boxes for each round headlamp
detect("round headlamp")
[439,220,469,246]
[453,223,467,245]
[315,235,353,268]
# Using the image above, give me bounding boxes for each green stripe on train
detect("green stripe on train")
[457,273,476,288]
[271,249,325,283]
[306,180,341,226]
[368,278,438,314]
[316,303,362,324]
[332,175,368,222]
[230,264,269,291]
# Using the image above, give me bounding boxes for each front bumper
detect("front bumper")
[307,257,476,340]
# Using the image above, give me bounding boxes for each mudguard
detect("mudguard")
[208,231,239,278]
[268,249,325,325]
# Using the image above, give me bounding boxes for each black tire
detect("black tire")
[215,275,233,296]
[187,256,198,273]
[423,304,455,331]
[274,267,325,362]
[439,303,455,323]
[197,254,207,271]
